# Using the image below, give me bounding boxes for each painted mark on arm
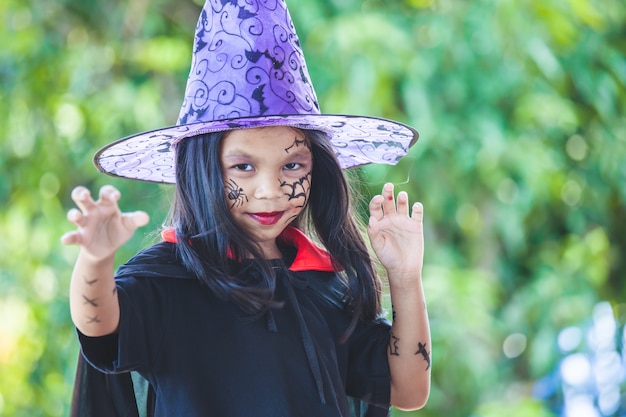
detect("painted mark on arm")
[415,342,431,370]
[389,331,400,356]
[82,295,99,307]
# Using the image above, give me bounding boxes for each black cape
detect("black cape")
[70,360,388,417]
[70,228,391,417]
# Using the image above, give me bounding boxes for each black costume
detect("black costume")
[71,227,392,416]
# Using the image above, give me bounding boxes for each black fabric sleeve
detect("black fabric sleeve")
[70,352,141,417]
[304,270,392,410]
[71,243,184,417]
[77,273,170,374]
[346,318,392,408]
[76,330,120,370]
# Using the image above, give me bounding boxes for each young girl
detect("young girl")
[63,1,430,416]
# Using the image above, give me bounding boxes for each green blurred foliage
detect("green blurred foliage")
[1,0,624,415]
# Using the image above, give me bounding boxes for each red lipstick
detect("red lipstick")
[249,211,284,225]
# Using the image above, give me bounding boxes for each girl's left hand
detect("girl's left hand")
[367,182,424,285]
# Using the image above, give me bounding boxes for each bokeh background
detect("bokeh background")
[1,0,625,416]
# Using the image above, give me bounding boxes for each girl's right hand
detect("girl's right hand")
[61,185,150,261]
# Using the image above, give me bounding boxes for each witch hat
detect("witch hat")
[94,0,418,183]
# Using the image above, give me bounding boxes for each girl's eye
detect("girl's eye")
[284,163,302,170]
[234,163,253,171]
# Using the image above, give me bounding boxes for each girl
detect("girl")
[63,1,430,416]
[63,127,429,416]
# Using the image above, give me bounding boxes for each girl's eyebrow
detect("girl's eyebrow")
[284,148,312,158]
[284,142,312,156]
[223,146,311,159]
[222,148,254,158]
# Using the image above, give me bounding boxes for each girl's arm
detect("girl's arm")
[61,185,149,337]
[368,183,431,411]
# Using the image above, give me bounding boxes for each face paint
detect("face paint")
[279,171,312,208]
[284,137,310,154]
[279,137,312,222]
[279,171,312,224]
[220,126,313,259]
[226,178,248,208]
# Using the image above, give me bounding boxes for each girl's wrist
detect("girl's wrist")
[78,248,116,267]
[385,267,422,282]
[387,279,424,295]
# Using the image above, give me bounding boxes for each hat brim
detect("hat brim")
[93,114,418,184]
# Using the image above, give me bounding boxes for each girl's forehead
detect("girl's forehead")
[221,126,309,152]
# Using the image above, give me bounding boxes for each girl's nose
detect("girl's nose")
[253,174,284,200]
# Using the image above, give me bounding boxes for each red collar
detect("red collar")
[161,226,337,272]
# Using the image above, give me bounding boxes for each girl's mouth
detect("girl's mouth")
[248,211,284,225]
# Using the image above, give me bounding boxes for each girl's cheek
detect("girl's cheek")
[279,172,312,208]
[224,178,249,208]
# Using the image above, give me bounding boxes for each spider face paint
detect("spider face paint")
[225,179,248,208]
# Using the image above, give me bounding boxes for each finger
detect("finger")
[381,183,396,215]
[98,185,121,206]
[71,186,96,212]
[367,215,379,237]
[123,211,150,230]
[396,191,410,216]
[60,231,81,245]
[369,194,385,222]
[66,208,85,226]
[367,202,382,237]
[411,202,424,223]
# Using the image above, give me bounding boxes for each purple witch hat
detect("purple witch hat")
[94,0,418,183]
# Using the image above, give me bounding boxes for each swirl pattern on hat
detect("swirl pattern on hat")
[94,0,418,183]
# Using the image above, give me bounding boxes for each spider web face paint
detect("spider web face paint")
[279,172,311,224]
[280,171,311,209]
[284,136,310,154]
[279,135,312,223]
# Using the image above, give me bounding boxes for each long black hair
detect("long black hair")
[167,128,382,334]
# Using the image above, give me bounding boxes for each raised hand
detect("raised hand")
[367,182,424,285]
[61,185,149,262]
[370,183,431,410]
